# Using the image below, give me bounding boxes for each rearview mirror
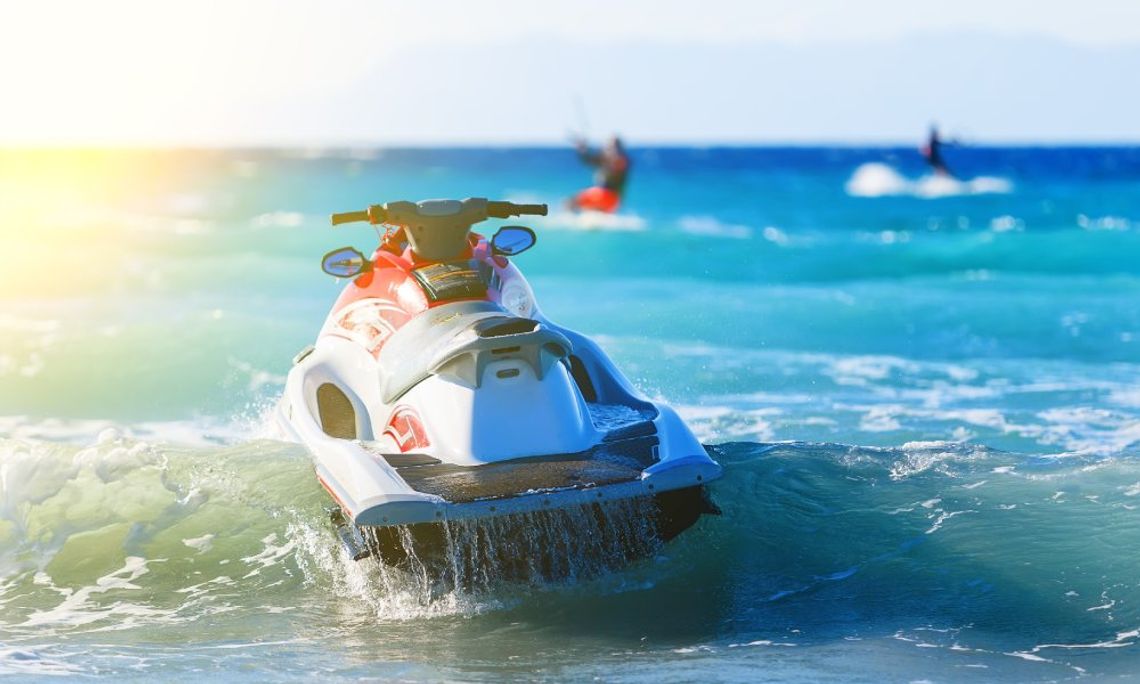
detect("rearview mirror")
[321,247,370,278]
[491,226,536,256]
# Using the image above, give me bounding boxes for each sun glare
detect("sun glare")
[0,150,197,297]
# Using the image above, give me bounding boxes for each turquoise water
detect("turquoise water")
[2,147,1140,680]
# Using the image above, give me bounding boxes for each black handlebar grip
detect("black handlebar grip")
[330,210,370,226]
[486,201,548,218]
[486,201,513,219]
[514,203,548,216]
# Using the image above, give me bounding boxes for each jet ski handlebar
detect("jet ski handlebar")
[330,199,547,228]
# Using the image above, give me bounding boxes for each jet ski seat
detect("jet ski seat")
[377,301,573,403]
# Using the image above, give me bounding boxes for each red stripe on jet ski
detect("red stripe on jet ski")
[317,471,354,518]
[383,405,431,452]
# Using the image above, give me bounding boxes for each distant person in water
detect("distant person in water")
[568,135,630,213]
[921,125,954,177]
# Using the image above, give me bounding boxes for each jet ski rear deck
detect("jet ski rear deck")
[329,403,718,569]
[375,438,654,504]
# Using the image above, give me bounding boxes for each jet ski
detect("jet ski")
[275,197,721,572]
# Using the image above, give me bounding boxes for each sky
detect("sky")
[3,0,1140,145]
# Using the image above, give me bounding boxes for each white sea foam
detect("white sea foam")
[677,215,752,239]
[845,163,1013,198]
[1029,407,1140,455]
[826,355,920,384]
[990,215,1025,232]
[633,337,1140,454]
[859,406,903,432]
[726,640,797,648]
[111,211,214,236]
[251,211,306,228]
[21,557,164,629]
[901,440,961,451]
[0,315,60,334]
[0,415,251,447]
[886,442,986,480]
[1108,388,1140,408]
[166,193,209,216]
[240,533,296,579]
[762,226,790,245]
[1077,214,1132,232]
[182,533,216,553]
[828,397,1140,456]
[227,358,287,393]
[674,404,780,442]
[0,646,87,676]
[543,210,647,232]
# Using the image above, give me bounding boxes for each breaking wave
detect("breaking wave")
[1,429,1137,605]
[2,420,1139,677]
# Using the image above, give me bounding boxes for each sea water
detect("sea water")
[1,146,1139,680]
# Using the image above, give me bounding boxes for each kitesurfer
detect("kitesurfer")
[569,135,630,213]
[921,124,954,177]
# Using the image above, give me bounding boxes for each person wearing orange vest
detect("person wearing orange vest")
[569,135,630,213]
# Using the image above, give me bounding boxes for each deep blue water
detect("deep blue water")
[1,146,1139,681]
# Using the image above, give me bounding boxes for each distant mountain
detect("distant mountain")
[311,31,1140,144]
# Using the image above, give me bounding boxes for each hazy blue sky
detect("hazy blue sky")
[4,0,1140,144]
